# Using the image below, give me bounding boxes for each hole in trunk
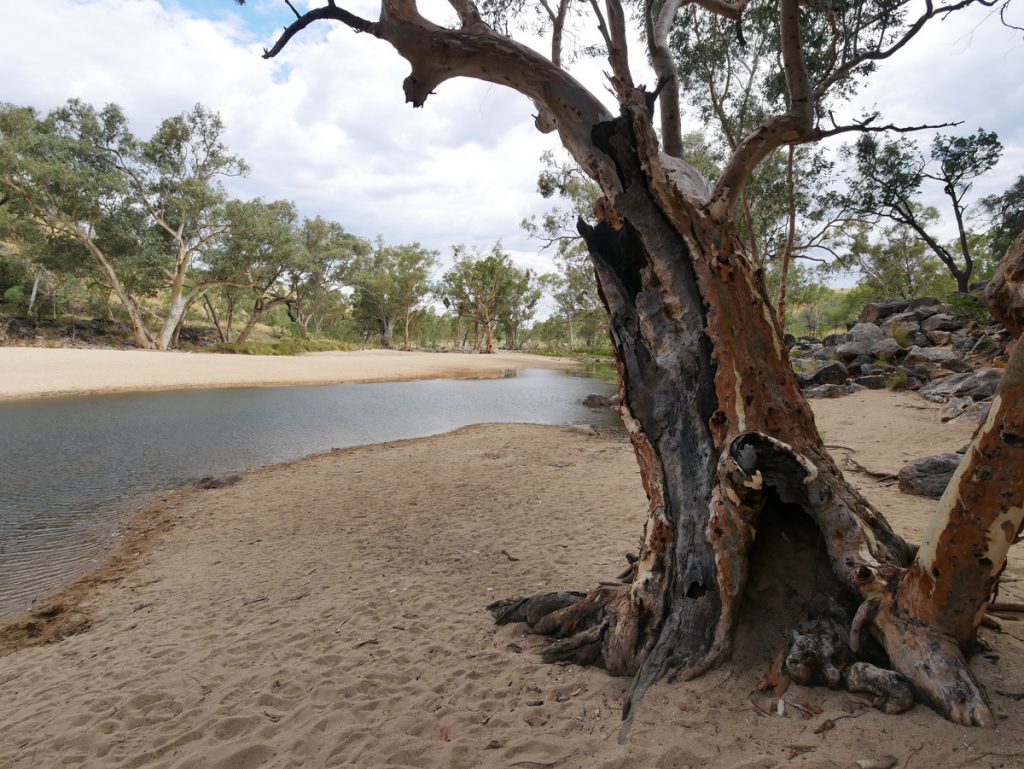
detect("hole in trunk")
[732,493,849,668]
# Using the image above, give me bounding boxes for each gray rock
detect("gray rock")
[940,358,972,373]
[925,330,952,346]
[859,300,910,323]
[909,297,941,312]
[898,454,962,499]
[904,345,956,366]
[971,333,1005,358]
[919,372,974,401]
[869,337,902,362]
[822,333,841,347]
[880,310,919,328]
[951,368,1002,401]
[804,384,851,399]
[810,361,849,385]
[921,313,963,333]
[853,375,887,390]
[582,393,611,408]
[940,396,973,423]
[958,401,992,423]
[837,323,885,361]
[845,322,885,343]
[812,347,838,361]
[886,321,921,341]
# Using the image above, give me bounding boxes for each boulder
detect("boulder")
[921,313,963,333]
[904,345,956,366]
[951,368,1002,401]
[940,357,972,373]
[887,320,921,339]
[925,330,952,346]
[898,454,962,499]
[582,393,612,408]
[940,396,973,423]
[880,310,917,327]
[836,323,884,361]
[810,361,849,385]
[853,375,887,390]
[822,333,841,347]
[859,300,910,323]
[970,332,1006,358]
[812,347,838,361]
[869,337,902,362]
[909,297,941,310]
[919,372,974,401]
[805,383,853,399]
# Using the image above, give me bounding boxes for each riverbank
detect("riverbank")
[3,394,1022,768]
[0,347,572,400]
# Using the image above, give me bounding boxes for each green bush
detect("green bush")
[945,293,993,325]
[885,370,909,390]
[207,339,359,356]
[2,284,26,309]
[888,324,912,347]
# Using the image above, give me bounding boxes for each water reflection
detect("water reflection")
[0,368,617,617]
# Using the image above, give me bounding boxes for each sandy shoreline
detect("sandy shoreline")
[2,393,1023,768]
[0,347,573,400]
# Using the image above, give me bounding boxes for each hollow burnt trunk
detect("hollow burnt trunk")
[489,107,1003,727]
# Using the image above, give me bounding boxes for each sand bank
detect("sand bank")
[0,347,572,400]
[2,393,1022,768]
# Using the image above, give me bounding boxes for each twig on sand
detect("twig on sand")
[509,750,578,767]
[903,742,924,769]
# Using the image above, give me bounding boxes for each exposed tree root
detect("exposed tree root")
[491,427,997,727]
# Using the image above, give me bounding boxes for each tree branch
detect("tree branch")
[812,0,986,98]
[647,0,684,157]
[813,113,962,140]
[708,0,811,221]
[262,3,376,60]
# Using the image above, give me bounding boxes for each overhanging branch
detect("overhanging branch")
[262,3,376,59]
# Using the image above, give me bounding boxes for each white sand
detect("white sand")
[0,347,573,400]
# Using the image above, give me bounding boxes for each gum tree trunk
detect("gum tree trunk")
[490,107,1015,728]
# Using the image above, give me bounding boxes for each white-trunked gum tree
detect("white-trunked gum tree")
[237,0,1023,728]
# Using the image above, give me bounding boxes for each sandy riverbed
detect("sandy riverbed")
[1,390,1023,768]
[0,347,572,400]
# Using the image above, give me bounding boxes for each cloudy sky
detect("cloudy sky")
[4,0,1023,287]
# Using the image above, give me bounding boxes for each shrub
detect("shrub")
[945,293,993,325]
[885,370,909,390]
[888,324,912,347]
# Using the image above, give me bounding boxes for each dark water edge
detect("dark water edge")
[0,368,618,619]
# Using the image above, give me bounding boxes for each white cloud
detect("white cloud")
[4,0,1022,310]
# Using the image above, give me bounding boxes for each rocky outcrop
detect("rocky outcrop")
[789,295,1009,419]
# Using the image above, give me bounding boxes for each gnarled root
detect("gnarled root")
[781,600,914,715]
[488,583,637,673]
[873,600,994,727]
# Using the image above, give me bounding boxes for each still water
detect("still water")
[0,368,617,618]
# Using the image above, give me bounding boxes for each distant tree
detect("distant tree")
[208,198,300,344]
[351,241,438,349]
[836,129,1002,292]
[0,100,248,349]
[288,216,369,338]
[440,244,536,353]
[826,214,955,300]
